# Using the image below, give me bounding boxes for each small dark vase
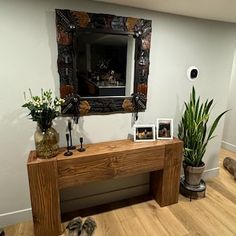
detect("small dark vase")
[183,161,205,186]
[34,123,59,159]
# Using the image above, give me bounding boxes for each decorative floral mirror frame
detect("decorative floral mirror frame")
[56,9,152,119]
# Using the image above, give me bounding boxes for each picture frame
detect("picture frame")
[134,124,155,142]
[156,118,173,139]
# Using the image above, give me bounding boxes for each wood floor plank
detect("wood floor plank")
[182,199,234,235]
[117,216,148,236]
[199,189,236,235]
[4,221,34,236]
[136,200,189,236]
[109,201,137,222]
[168,203,212,236]
[131,201,170,236]
[92,211,127,236]
[208,177,236,200]
[206,185,236,216]
[111,202,148,236]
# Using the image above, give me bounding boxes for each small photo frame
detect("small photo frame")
[157,119,173,139]
[134,124,155,142]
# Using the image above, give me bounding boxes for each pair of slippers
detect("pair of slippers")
[66,217,96,236]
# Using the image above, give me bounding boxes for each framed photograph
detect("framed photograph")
[134,124,155,142]
[157,119,173,139]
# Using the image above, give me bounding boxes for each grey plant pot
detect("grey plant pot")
[183,162,205,186]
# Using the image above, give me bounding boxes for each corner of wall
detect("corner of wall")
[221,141,236,153]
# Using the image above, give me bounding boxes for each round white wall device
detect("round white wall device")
[187,66,199,81]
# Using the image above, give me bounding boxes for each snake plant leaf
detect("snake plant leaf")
[178,86,228,167]
[207,110,229,141]
[191,86,195,104]
[205,99,214,115]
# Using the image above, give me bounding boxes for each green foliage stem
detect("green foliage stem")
[178,87,228,167]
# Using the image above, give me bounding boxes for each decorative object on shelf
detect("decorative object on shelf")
[34,125,59,159]
[78,136,85,152]
[68,120,75,149]
[22,89,65,159]
[134,124,155,142]
[79,100,91,116]
[56,9,152,115]
[178,86,228,197]
[132,92,146,121]
[64,133,73,156]
[61,93,80,123]
[223,157,236,179]
[157,118,173,140]
[122,98,134,112]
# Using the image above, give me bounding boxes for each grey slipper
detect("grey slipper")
[80,217,97,236]
[66,217,83,235]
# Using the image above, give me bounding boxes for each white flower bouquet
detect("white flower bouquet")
[22,89,65,131]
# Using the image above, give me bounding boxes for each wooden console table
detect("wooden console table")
[27,139,183,236]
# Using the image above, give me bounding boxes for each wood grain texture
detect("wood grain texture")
[6,148,236,236]
[57,139,167,189]
[27,152,63,236]
[150,142,183,206]
[27,139,182,235]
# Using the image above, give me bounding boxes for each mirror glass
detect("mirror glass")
[76,32,135,97]
[56,9,152,116]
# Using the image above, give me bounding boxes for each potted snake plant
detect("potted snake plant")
[178,87,228,186]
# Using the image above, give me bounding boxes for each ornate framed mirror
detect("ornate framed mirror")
[56,9,152,118]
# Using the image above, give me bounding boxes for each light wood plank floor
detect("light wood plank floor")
[4,148,236,236]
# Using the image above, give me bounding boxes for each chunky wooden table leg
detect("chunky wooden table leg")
[27,155,63,236]
[150,142,183,206]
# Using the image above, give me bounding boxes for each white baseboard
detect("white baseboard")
[221,140,236,153]
[202,167,219,180]
[0,208,32,227]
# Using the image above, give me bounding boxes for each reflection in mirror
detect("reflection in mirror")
[76,32,135,97]
[56,9,152,116]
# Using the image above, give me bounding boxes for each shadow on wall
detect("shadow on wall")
[0,109,35,213]
[0,107,92,161]
[45,10,60,97]
[0,109,35,163]
[173,94,183,137]
[54,117,92,148]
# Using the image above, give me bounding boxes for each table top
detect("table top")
[27,138,183,164]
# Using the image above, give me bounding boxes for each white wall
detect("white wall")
[0,0,236,226]
[222,47,236,152]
